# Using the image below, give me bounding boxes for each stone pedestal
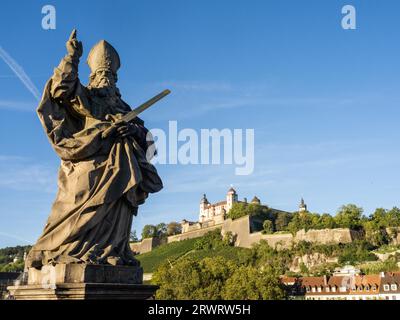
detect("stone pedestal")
[7,264,158,300]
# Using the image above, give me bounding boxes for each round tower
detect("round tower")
[226,187,238,211]
[199,194,209,221]
[299,198,307,214]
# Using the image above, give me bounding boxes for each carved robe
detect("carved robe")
[26,54,163,268]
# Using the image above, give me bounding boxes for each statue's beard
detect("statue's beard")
[88,76,123,110]
[89,77,119,98]
[88,77,121,100]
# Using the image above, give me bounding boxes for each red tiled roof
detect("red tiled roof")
[301,277,325,287]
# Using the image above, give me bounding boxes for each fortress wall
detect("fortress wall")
[222,215,252,247]
[130,242,141,254]
[167,224,222,243]
[222,216,358,249]
[259,233,293,249]
[132,214,363,254]
[221,216,293,249]
[294,228,356,244]
[129,237,161,254]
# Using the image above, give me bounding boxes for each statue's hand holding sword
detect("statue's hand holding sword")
[102,89,171,139]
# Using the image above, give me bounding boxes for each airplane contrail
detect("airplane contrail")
[0,46,41,101]
[0,231,32,244]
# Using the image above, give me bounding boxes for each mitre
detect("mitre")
[87,40,120,74]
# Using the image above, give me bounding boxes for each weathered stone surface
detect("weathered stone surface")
[386,227,400,245]
[8,264,154,300]
[7,283,158,300]
[290,253,338,273]
[294,228,361,244]
[27,264,143,285]
[26,29,163,270]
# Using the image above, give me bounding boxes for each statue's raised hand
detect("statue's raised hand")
[66,29,83,59]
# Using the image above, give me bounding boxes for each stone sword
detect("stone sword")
[101,89,171,139]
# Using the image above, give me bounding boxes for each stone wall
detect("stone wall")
[221,216,358,249]
[167,224,222,243]
[294,228,361,245]
[130,237,162,254]
[131,214,363,254]
[221,216,293,249]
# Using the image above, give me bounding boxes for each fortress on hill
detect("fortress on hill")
[131,187,368,254]
[181,187,305,233]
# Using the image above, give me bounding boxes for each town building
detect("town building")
[282,272,400,300]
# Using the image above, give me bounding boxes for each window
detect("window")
[332,287,336,292]
[326,287,330,292]
[372,286,376,291]
[393,296,397,300]
[365,286,370,292]
[384,285,390,292]
[312,287,316,293]
[391,284,397,291]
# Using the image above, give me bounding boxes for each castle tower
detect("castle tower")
[226,187,238,211]
[251,196,261,205]
[299,198,307,214]
[199,194,209,221]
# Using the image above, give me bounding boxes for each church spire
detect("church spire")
[299,198,307,213]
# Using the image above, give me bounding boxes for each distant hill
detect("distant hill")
[135,234,249,273]
[0,245,31,272]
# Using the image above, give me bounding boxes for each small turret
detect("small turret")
[201,194,209,205]
[299,198,307,213]
[226,186,238,211]
[199,194,210,221]
[251,196,261,205]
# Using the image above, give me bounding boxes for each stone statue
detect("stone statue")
[25,30,163,269]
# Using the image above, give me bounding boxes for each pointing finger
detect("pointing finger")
[69,29,77,40]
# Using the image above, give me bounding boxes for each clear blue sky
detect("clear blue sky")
[1,0,400,247]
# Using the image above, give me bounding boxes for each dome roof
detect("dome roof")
[251,196,261,204]
[200,194,209,204]
[227,187,237,194]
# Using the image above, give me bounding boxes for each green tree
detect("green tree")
[363,220,389,247]
[141,223,169,239]
[370,207,400,228]
[141,224,158,239]
[338,240,377,264]
[242,240,292,275]
[227,203,272,221]
[262,220,274,234]
[274,212,292,231]
[129,230,138,242]
[299,262,309,276]
[167,222,182,236]
[194,229,224,250]
[222,265,287,300]
[156,223,168,238]
[152,257,237,300]
[318,214,337,229]
[287,212,315,233]
[334,204,363,229]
